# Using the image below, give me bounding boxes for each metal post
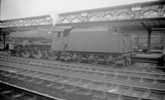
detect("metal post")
[0,0,1,19]
[147,30,152,51]
[3,34,5,50]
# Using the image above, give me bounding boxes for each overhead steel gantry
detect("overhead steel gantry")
[0,1,164,28]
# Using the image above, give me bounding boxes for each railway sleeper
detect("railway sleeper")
[1,59,165,85]
[1,61,165,89]
[0,71,164,100]
[0,56,164,79]
[0,55,164,74]
[0,68,165,94]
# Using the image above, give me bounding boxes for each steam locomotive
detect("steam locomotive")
[3,15,133,66]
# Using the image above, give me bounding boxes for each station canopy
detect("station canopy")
[0,1,165,33]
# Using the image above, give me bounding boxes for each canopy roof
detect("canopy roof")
[0,1,165,33]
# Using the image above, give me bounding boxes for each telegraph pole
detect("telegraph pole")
[0,0,1,20]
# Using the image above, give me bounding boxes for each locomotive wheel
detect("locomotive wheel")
[21,51,30,58]
[33,50,42,59]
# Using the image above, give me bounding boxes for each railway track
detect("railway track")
[0,55,165,100]
[0,81,63,100]
[0,55,164,78]
[0,61,165,90]
[0,55,165,84]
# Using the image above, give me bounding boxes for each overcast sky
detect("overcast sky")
[1,0,157,20]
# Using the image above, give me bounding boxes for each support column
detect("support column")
[141,22,152,52]
[147,30,152,51]
[3,34,6,50]
[163,32,165,53]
